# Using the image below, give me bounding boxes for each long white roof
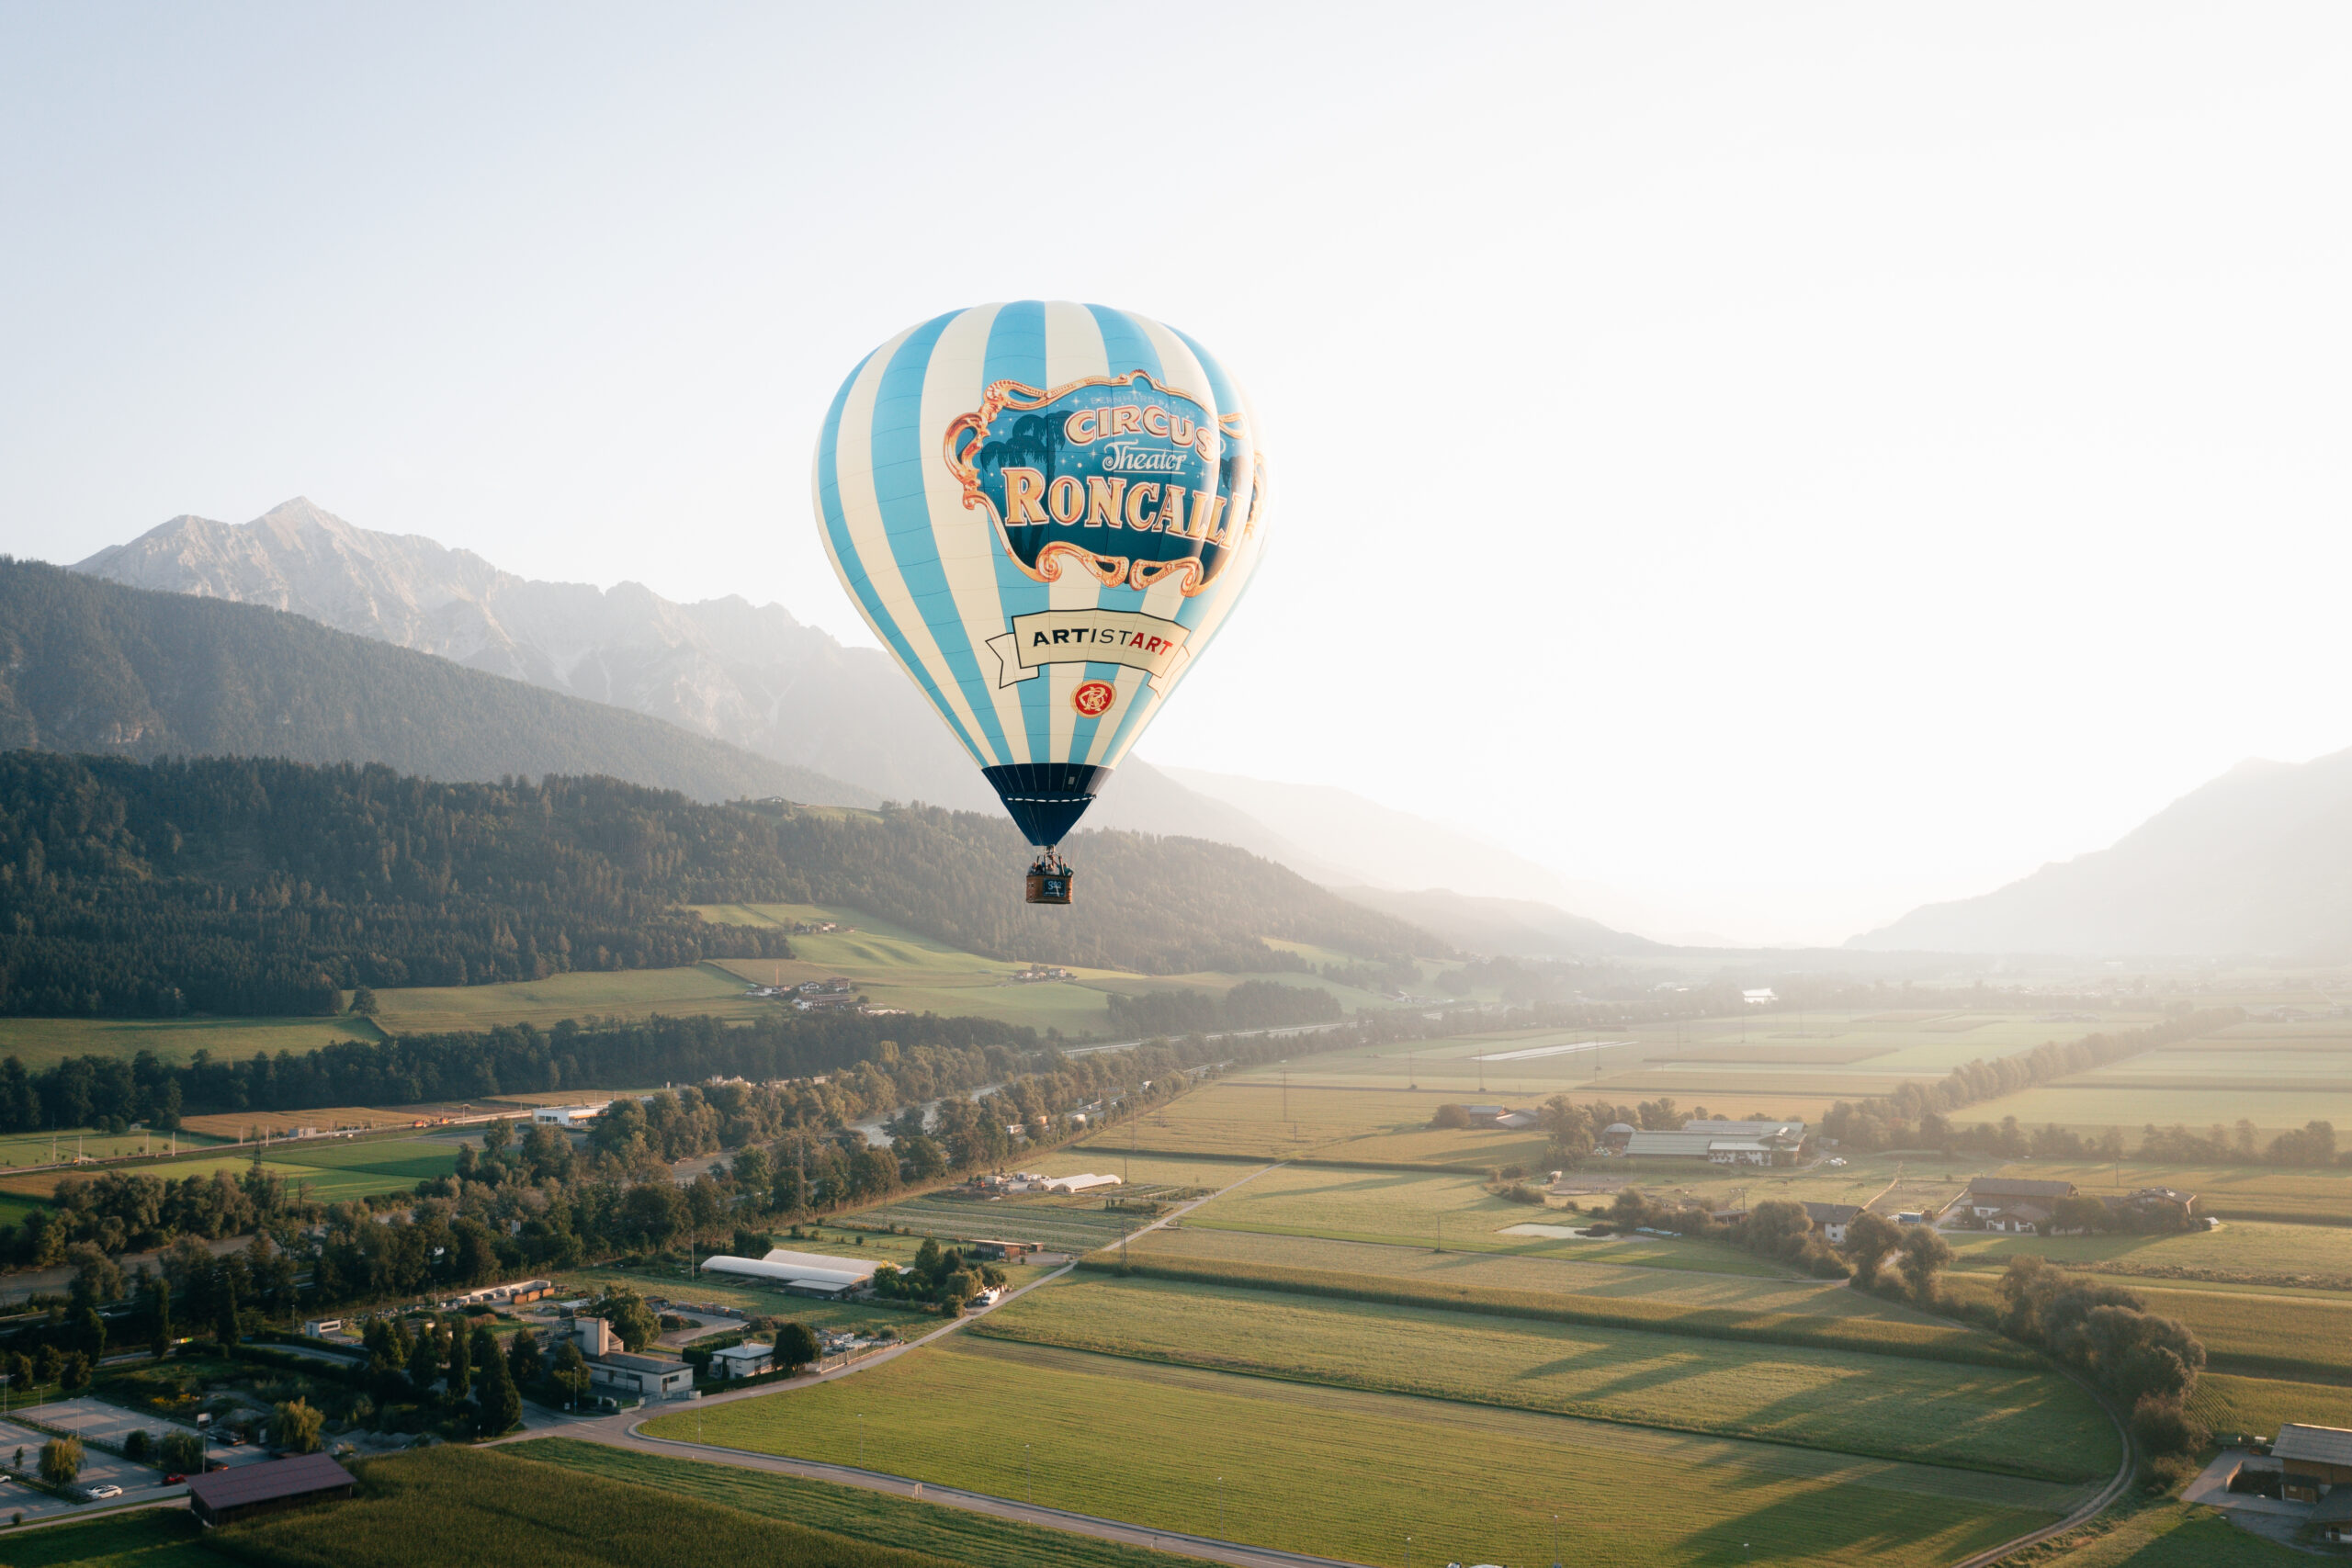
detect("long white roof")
[700,1248,878,1290]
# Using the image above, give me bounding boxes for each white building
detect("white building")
[701,1247,880,1299]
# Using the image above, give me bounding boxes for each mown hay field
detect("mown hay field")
[1121,1228,2030,1364]
[1943,1217,2352,1285]
[214,1444,949,1568]
[646,1335,2084,1568]
[0,1012,379,1072]
[975,1273,2112,1480]
[508,1438,1179,1568]
[1178,1164,1788,1274]
[1988,1160,2352,1226]
[368,961,775,1034]
[0,1137,455,1204]
[1958,1082,2352,1139]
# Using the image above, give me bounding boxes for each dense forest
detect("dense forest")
[0,752,1438,1018]
[0,558,865,806]
[1104,979,1343,1036]
[0,754,804,1014]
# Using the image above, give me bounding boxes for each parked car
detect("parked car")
[162,1473,185,1484]
[86,1484,122,1500]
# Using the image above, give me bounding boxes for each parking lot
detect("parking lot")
[0,1398,270,1524]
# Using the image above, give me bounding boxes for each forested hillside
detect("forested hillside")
[0,753,1441,1019]
[0,558,869,807]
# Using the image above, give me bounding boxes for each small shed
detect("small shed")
[187,1453,355,1528]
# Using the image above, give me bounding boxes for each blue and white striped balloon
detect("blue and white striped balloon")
[813,302,1270,848]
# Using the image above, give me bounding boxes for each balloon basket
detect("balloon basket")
[1025,851,1072,906]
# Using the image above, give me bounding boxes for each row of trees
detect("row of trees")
[1104,979,1341,1037]
[1816,1010,2241,1154]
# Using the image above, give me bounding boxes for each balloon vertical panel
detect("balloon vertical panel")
[815,301,1269,846]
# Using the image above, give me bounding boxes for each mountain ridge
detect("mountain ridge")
[1849,747,2352,956]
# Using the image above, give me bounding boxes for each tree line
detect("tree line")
[1104,979,1341,1037]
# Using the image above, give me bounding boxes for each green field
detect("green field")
[2188,1371,2352,1442]
[370,962,776,1034]
[0,1012,379,1071]
[0,1509,220,1568]
[646,1335,2082,1567]
[1987,1159,2352,1226]
[510,1439,1181,1568]
[1961,1082,2352,1139]
[0,1126,231,1168]
[216,1443,947,1568]
[0,1135,457,1204]
[1178,1163,1788,1273]
[1943,1216,2352,1285]
[2007,1499,2305,1567]
[1123,1226,2021,1359]
[1940,1270,2352,1382]
[976,1272,2113,1479]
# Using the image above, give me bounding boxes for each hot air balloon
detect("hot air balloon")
[813,302,1269,905]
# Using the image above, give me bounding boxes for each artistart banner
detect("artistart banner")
[984,608,1193,693]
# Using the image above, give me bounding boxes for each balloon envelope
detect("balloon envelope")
[813,302,1269,845]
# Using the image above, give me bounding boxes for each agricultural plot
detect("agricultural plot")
[1126,1225,1960,1320]
[1944,1217,2352,1285]
[511,1438,1181,1568]
[1179,1163,1786,1273]
[648,1335,2084,1568]
[2117,1283,2352,1381]
[1962,1083,2352,1140]
[1988,1160,2352,1226]
[0,1136,456,1204]
[175,1106,448,1138]
[216,1444,949,1568]
[369,961,775,1034]
[976,1273,2114,1480]
[0,1126,228,1167]
[2013,1499,2304,1567]
[2188,1371,2352,1443]
[0,1509,221,1568]
[839,1193,1141,1253]
[1110,1078,1555,1165]
[0,1012,379,1071]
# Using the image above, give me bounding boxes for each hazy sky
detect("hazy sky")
[6,5,2348,945]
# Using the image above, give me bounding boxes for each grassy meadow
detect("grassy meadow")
[368,961,777,1034]
[215,1444,951,1568]
[0,1012,381,1072]
[0,1509,222,1568]
[646,1335,2084,1568]
[1175,1163,1785,1272]
[0,1134,457,1205]
[975,1272,2114,1480]
[2005,1499,2306,1567]
[1942,1216,2352,1284]
[508,1439,1179,1568]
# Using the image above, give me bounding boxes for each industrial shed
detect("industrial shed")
[2275,1423,2352,1502]
[187,1453,355,1528]
[701,1247,879,1298]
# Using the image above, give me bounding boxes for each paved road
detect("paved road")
[507,1163,1324,1566]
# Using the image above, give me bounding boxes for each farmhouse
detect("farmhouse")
[1620,1122,1804,1167]
[708,1341,776,1380]
[1802,1202,1862,1244]
[1964,1178,2076,1219]
[2275,1424,2352,1503]
[1984,1202,2052,1235]
[701,1247,881,1298]
[187,1453,355,1528]
[1464,1105,1508,1126]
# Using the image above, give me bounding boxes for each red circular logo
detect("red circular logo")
[1071,680,1117,717]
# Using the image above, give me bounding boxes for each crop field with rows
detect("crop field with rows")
[975,1273,2114,1480]
[645,1335,2085,1568]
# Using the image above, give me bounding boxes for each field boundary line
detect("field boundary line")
[1948,1362,2135,1566]
[599,1430,1374,1568]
